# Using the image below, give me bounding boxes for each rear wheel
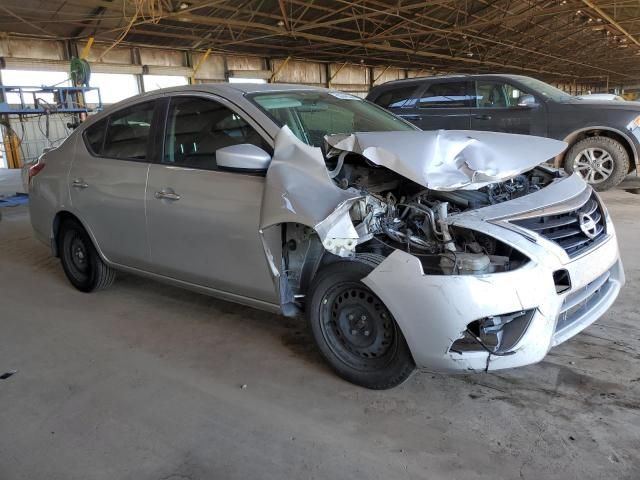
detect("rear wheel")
[564,136,629,191]
[59,219,115,292]
[307,255,415,389]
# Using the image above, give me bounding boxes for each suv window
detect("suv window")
[373,85,419,109]
[84,118,108,155]
[475,81,523,108]
[163,96,268,171]
[102,101,155,160]
[418,81,472,108]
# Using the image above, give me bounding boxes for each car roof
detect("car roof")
[75,82,347,141]
[140,82,333,96]
[370,73,532,88]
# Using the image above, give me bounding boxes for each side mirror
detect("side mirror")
[216,144,271,172]
[517,94,538,107]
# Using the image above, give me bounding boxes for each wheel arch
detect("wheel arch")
[276,221,373,314]
[51,210,106,262]
[557,127,637,173]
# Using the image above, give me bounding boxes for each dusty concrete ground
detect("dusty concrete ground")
[0,184,639,480]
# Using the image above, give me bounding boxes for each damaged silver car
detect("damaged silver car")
[28,84,624,389]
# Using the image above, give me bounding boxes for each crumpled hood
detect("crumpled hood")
[325,130,567,191]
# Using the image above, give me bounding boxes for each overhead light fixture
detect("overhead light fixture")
[178,2,190,9]
[277,20,285,27]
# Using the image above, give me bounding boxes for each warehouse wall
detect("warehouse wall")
[0,36,414,162]
[0,36,608,163]
[0,37,411,96]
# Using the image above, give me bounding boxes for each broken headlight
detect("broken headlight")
[449,309,536,355]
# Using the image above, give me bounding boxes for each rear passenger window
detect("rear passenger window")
[84,118,107,155]
[418,82,472,108]
[163,96,268,171]
[374,86,418,109]
[102,101,155,160]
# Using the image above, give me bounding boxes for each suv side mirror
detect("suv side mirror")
[216,144,271,172]
[517,94,538,107]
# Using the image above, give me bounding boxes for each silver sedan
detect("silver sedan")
[28,84,624,389]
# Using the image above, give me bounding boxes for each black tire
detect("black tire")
[307,254,415,389]
[59,219,115,292]
[564,136,630,191]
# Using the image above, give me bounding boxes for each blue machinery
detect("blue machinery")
[0,85,102,114]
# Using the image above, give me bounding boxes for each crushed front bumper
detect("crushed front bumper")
[362,177,624,373]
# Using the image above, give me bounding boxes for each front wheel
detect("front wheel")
[564,136,629,191]
[307,256,415,389]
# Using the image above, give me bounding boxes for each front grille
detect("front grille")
[555,268,613,335]
[511,193,606,257]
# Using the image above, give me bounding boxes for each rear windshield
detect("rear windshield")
[248,90,416,147]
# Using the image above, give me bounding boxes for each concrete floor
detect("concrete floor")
[0,188,639,480]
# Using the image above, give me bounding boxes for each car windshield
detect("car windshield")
[512,76,575,102]
[248,90,417,147]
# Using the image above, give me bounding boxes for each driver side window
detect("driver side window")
[163,96,269,171]
[475,81,523,108]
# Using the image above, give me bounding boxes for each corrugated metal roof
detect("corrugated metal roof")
[1,0,639,85]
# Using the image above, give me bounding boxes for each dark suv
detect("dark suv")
[367,74,640,190]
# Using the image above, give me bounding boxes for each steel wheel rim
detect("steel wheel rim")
[65,232,90,281]
[572,147,614,184]
[319,281,398,371]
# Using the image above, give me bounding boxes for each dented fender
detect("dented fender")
[259,126,361,261]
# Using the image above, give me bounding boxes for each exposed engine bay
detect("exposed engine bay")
[264,126,568,304]
[324,151,560,275]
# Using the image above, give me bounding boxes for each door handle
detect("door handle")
[72,179,89,189]
[474,114,492,120]
[154,190,181,201]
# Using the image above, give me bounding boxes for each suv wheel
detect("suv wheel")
[564,136,629,191]
[59,219,115,292]
[307,255,415,389]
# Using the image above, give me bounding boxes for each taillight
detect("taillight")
[28,160,46,184]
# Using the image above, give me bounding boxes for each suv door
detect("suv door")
[408,80,473,130]
[470,79,546,135]
[145,94,278,304]
[69,100,158,269]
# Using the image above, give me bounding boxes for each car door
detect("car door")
[145,94,278,304]
[69,100,158,269]
[470,79,546,136]
[406,80,473,130]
